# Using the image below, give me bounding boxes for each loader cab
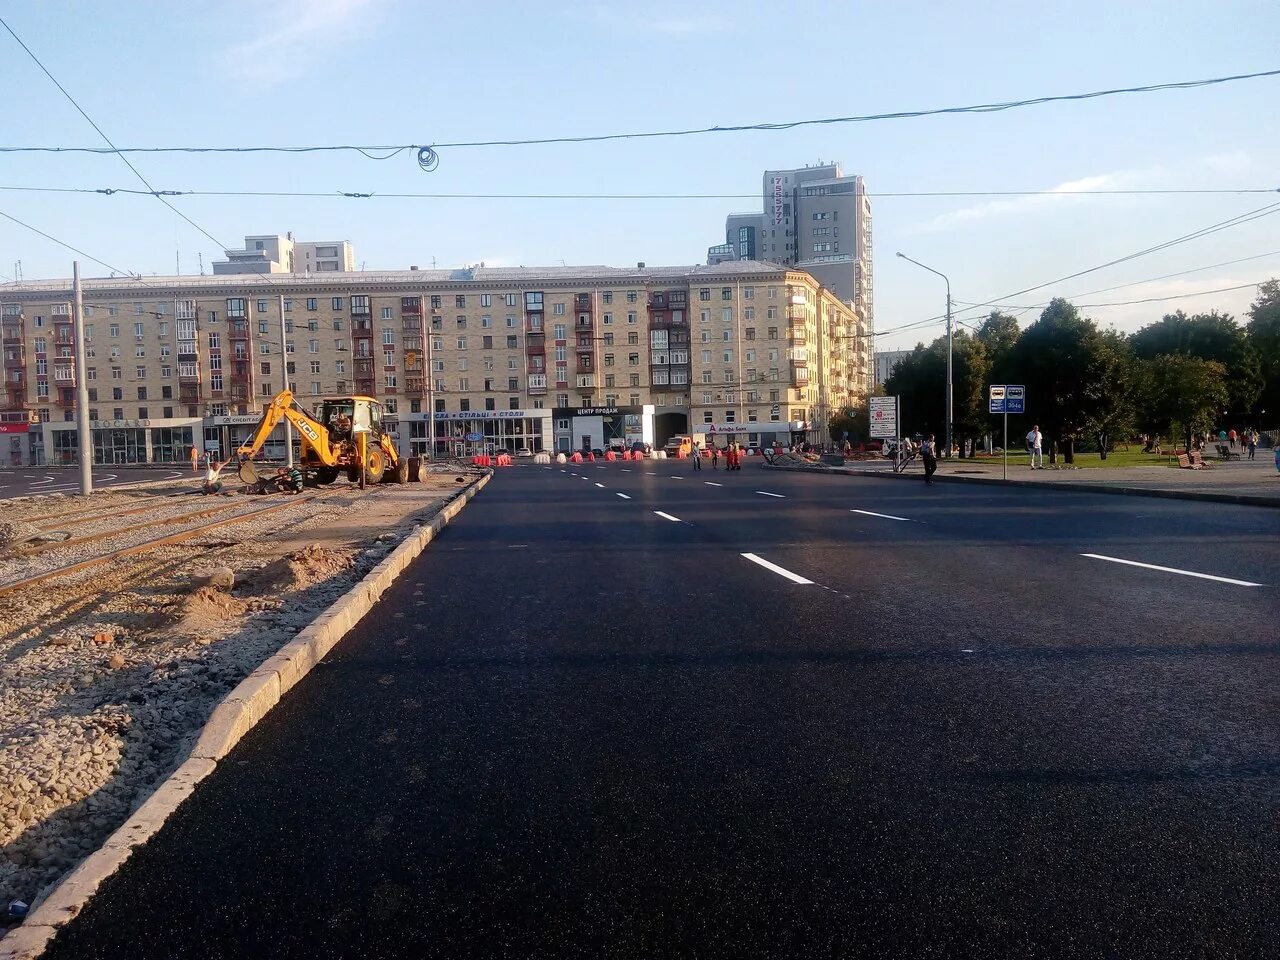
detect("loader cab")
[320,396,385,443]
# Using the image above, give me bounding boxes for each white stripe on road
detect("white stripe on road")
[704,481,722,487]
[616,493,631,499]
[740,553,813,585]
[620,469,632,472]
[670,475,683,479]
[594,482,605,488]
[851,509,915,522]
[755,491,785,498]
[1081,553,1262,587]
[654,511,683,522]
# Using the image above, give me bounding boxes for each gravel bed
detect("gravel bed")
[0,481,459,914]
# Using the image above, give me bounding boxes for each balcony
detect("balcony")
[229,324,250,341]
[352,319,373,333]
[527,360,547,374]
[525,341,545,356]
[575,375,596,391]
[575,355,594,373]
[793,365,810,384]
[2,326,22,344]
[527,374,547,393]
[406,377,425,394]
[350,302,372,317]
[575,316,593,330]
[355,378,375,395]
[400,298,423,315]
[789,326,808,344]
[179,385,201,404]
[402,318,422,331]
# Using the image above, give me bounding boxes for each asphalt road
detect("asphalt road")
[43,463,1280,959]
[0,466,187,499]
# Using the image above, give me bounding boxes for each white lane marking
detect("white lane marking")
[33,476,56,485]
[560,469,567,473]
[851,509,915,522]
[755,490,785,498]
[740,553,813,585]
[654,511,683,522]
[616,493,631,499]
[670,475,683,480]
[1080,553,1263,587]
[620,469,632,472]
[594,482,605,488]
[704,481,722,487]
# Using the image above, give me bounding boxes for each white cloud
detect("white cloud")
[583,4,729,35]
[220,0,380,86]
[910,171,1151,234]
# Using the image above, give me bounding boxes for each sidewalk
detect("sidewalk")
[773,451,1280,507]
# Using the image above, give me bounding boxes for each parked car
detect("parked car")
[630,441,651,456]
[515,446,533,458]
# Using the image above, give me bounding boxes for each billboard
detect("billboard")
[772,176,785,225]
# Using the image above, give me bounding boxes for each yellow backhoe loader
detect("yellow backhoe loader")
[235,390,408,486]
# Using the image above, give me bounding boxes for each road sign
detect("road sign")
[1005,384,1025,414]
[869,396,898,439]
[465,432,483,442]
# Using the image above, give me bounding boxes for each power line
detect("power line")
[0,184,1276,201]
[0,14,226,255]
[945,200,1280,321]
[0,208,146,282]
[1,67,1276,169]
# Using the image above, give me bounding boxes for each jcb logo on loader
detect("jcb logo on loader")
[298,422,320,443]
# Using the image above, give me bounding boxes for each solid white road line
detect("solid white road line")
[616,493,631,499]
[755,491,785,498]
[670,475,684,480]
[654,511,683,522]
[704,481,722,487]
[1080,553,1263,587]
[595,482,605,488]
[850,509,915,522]
[620,469,632,472]
[740,553,813,585]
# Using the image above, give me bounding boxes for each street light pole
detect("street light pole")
[896,252,953,458]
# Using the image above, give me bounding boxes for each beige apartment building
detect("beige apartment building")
[1,262,867,466]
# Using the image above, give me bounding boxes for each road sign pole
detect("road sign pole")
[1003,410,1008,481]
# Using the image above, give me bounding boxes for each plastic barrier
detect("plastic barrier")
[655,450,667,459]
[605,450,617,461]
[555,452,567,464]
[587,452,596,462]
[535,451,552,464]
[571,451,584,463]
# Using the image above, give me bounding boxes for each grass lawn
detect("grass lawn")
[973,449,1182,469]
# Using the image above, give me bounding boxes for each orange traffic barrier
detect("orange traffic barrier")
[571,451,583,463]
[606,450,616,461]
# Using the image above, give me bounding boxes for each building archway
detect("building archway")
[653,410,688,449]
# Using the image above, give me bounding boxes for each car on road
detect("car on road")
[515,446,533,458]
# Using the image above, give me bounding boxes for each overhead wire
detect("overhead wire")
[1,67,1278,171]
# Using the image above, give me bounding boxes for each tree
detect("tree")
[882,331,990,455]
[1247,279,1280,425]
[1003,298,1109,464]
[1084,329,1144,459]
[976,310,1021,378]
[1141,355,1228,451]
[1130,309,1261,417]
[949,330,991,457]
[828,410,858,445]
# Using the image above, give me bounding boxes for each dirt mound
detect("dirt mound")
[166,586,249,634]
[249,544,355,594]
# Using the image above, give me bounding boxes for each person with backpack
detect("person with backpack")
[919,435,937,485]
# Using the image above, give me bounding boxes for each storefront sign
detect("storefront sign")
[574,406,621,417]
[212,415,264,426]
[772,175,785,225]
[0,423,30,434]
[433,410,529,421]
[89,419,152,429]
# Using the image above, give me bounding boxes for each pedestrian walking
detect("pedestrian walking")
[692,440,702,471]
[1026,425,1044,469]
[1247,431,1257,460]
[711,445,720,470]
[1228,428,1237,449]
[920,434,938,485]
[190,444,200,474]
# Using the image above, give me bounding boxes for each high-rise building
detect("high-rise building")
[213,233,356,275]
[874,349,912,387]
[708,162,874,381]
[1,260,867,466]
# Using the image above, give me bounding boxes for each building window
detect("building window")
[626,291,637,303]
[455,295,466,308]
[699,289,711,302]
[603,291,613,304]
[505,293,518,307]
[381,307,393,320]
[603,313,612,325]
[627,312,637,324]
[480,294,492,307]
[552,303,565,315]
[457,316,467,329]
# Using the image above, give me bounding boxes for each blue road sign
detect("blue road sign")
[465,432,483,442]
[1006,385,1025,414]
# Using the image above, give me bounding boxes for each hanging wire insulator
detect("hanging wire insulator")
[417,147,440,172]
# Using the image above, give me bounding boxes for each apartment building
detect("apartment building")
[1,262,868,465]
[707,162,874,385]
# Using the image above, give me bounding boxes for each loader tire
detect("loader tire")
[363,446,386,485]
[314,466,340,485]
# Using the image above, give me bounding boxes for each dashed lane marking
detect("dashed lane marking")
[654,511,683,522]
[1080,553,1262,587]
[704,481,723,487]
[595,482,605,488]
[740,553,813,585]
[755,491,785,498]
[850,509,916,522]
[616,493,631,499]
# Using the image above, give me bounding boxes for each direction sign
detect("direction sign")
[869,396,898,439]
[465,432,483,442]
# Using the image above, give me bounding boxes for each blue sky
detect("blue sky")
[2,0,1278,349]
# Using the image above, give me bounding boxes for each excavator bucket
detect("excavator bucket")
[238,460,260,485]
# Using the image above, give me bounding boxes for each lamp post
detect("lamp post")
[896,252,952,457]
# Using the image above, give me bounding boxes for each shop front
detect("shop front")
[697,419,807,451]
[0,420,33,467]
[553,405,655,454]
[43,418,203,465]
[407,409,551,457]
[207,412,291,462]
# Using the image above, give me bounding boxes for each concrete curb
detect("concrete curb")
[763,463,1280,509]
[0,470,494,960]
